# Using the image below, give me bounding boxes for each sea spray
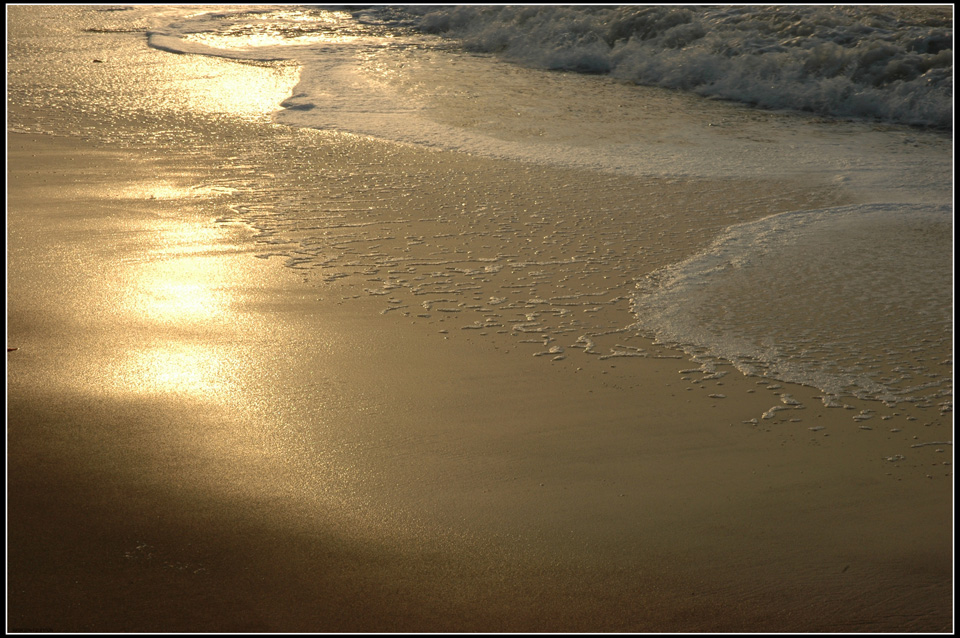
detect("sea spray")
[402,5,952,128]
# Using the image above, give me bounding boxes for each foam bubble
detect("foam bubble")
[631,204,953,407]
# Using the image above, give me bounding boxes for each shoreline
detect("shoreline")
[5,7,953,631]
[7,127,953,632]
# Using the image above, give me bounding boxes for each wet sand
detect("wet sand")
[7,127,953,632]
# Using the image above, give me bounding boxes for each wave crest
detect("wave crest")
[403,5,953,128]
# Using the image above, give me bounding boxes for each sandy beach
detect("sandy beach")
[6,5,953,633]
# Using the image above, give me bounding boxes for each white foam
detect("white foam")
[406,5,952,128]
[137,7,953,412]
[143,7,952,203]
[631,203,953,406]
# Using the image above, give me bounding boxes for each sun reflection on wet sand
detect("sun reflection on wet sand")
[114,181,240,202]
[107,212,255,400]
[174,58,300,122]
[184,8,363,49]
[121,342,228,395]
[134,275,228,322]
[124,219,234,321]
[133,46,301,124]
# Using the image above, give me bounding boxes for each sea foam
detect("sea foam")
[630,203,953,407]
[138,6,953,412]
[400,5,952,129]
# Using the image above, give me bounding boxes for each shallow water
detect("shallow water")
[632,203,953,408]
[9,4,953,413]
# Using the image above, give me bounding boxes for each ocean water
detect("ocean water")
[143,6,953,193]
[402,5,953,128]
[631,203,953,408]
[12,5,953,411]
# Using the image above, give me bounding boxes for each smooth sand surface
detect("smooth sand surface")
[7,127,953,633]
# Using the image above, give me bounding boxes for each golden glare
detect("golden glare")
[148,54,300,122]
[124,220,234,324]
[139,277,227,322]
[108,211,257,400]
[156,222,230,255]
[114,181,239,201]
[184,10,360,49]
[118,342,229,395]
